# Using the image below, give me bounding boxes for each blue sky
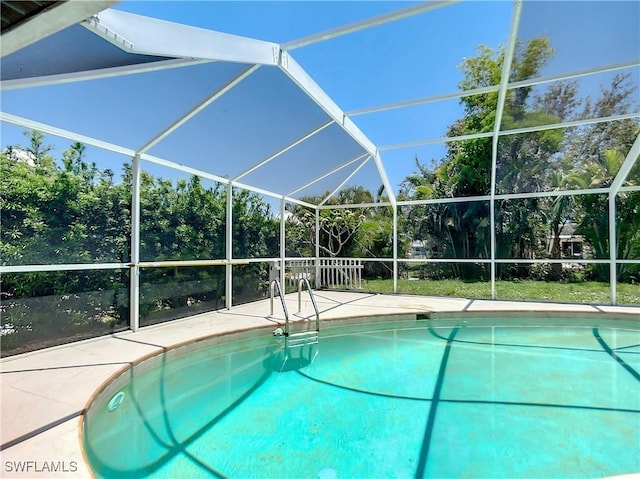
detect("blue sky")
[2,1,638,201]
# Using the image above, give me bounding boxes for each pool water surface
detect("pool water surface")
[83,319,640,478]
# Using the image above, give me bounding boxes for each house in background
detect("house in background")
[407,240,428,259]
[548,222,589,260]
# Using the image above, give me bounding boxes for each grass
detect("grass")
[360,279,640,306]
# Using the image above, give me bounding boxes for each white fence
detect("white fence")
[320,258,363,289]
[285,259,315,288]
[285,258,363,290]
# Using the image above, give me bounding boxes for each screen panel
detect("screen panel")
[139,266,225,327]
[139,163,226,262]
[516,1,639,78]
[1,269,129,357]
[2,61,249,151]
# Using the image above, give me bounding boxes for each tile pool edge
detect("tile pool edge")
[423,310,640,330]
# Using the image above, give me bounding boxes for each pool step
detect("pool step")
[286,330,319,349]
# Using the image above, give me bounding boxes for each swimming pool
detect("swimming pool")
[82,316,640,478]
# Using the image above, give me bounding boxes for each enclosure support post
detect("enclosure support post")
[225,183,233,310]
[608,193,617,305]
[315,207,320,288]
[130,154,141,332]
[393,205,398,294]
[280,197,286,287]
[490,0,523,300]
[489,191,497,300]
[607,133,640,305]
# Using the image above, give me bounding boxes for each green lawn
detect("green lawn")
[360,279,640,305]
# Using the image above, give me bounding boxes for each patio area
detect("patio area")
[1,291,638,478]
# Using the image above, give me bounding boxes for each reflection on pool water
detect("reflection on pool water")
[83,318,640,478]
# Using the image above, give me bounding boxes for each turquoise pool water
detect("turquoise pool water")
[83,319,640,478]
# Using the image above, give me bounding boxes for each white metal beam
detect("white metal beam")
[282,1,459,51]
[231,180,288,201]
[233,119,334,182]
[225,182,233,309]
[349,85,500,117]
[609,193,618,305]
[143,150,317,208]
[0,263,129,274]
[138,64,260,155]
[1,0,118,57]
[278,52,396,206]
[319,201,393,210]
[283,197,318,210]
[235,178,322,209]
[399,258,612,264]
[395,186,613,208]
[499,112,639,137]
[1,58,209,91]
[397,186,612,206]
[373,150,397,207]
[140,259,227,268]
[490,0,523,300]
[398,195,491,207]
[130,154,141,332]
[279,53,358,143]
[0,112,136,157]
[319,156,371,206]
[280,197,286,287]
[315,209,321,288]
[380,131,494,151]
[140,153,231,185]
[609,130,640,305]
[377,114,639,153]
[508,60,640,93]
[279,53,378,155]
[393,205,398,293]
[286,152,369,197]
[347,60,638,118]
[495,187,611,201]
[610,131,640,195]
[87,9,279,65]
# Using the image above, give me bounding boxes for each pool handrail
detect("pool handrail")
[298,277,320,333]
[269,279,290,335]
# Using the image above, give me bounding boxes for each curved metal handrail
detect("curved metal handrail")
[270,279,290,335]
[298,277,320,332]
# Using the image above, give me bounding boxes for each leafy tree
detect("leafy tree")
[286,185,396,280]
[543,164,578,280]
[400,38,558,278]
[232,188,279,259]
[287,187,371,258]
[288,205,364,258]
[1,132,130,266]
[563,74,640,281]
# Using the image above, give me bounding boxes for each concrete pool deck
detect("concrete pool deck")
[1,291,639,478]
